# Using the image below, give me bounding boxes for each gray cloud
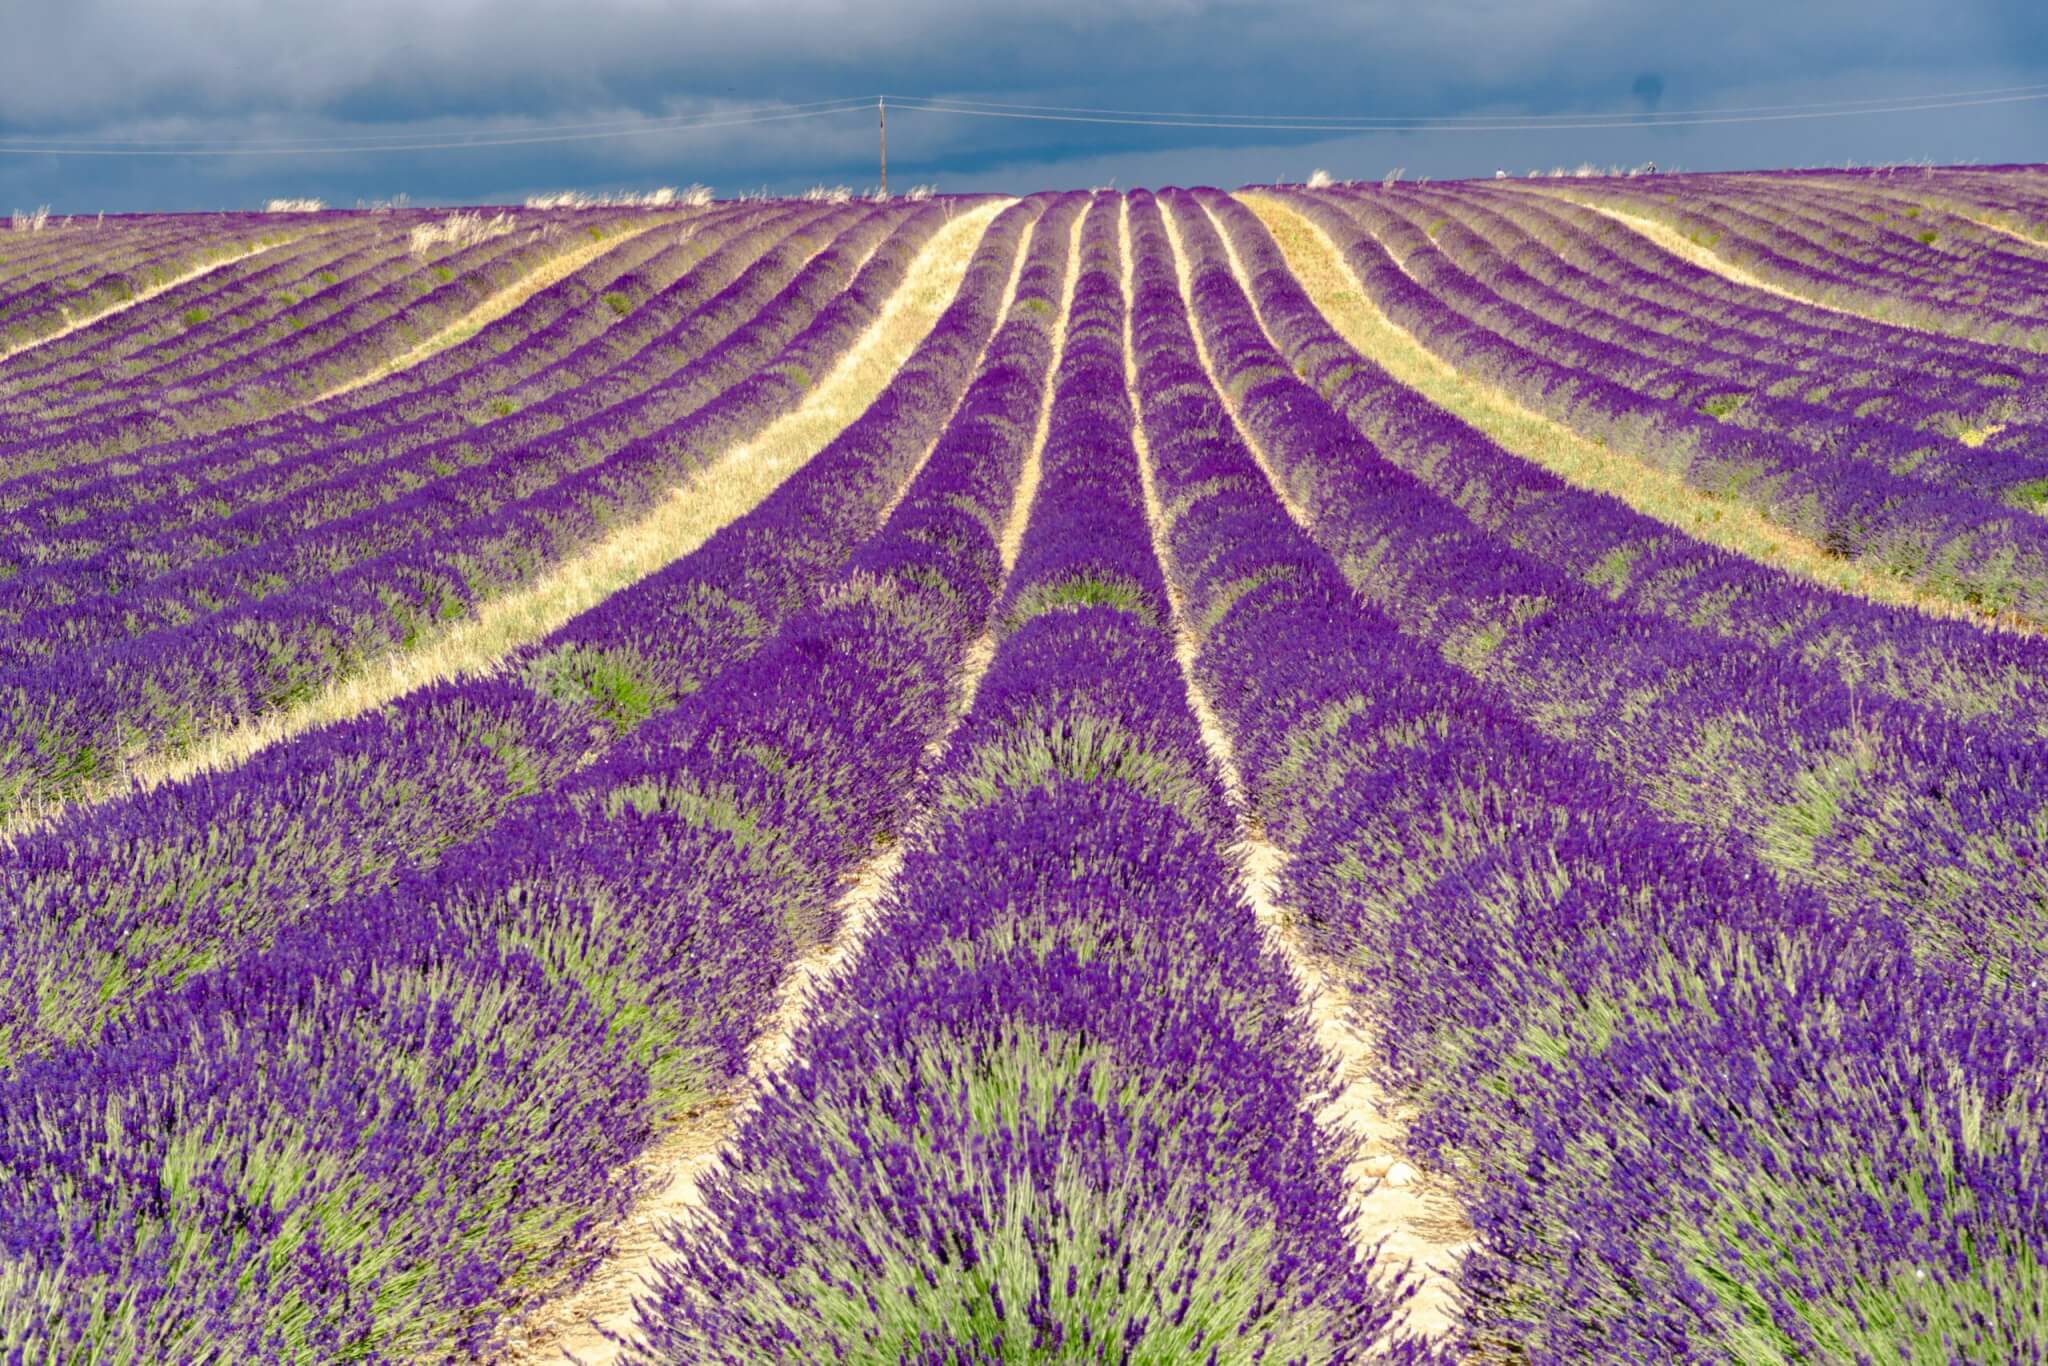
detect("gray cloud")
[2,0,2043,209]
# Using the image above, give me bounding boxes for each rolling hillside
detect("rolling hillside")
[2,169,2044,1363]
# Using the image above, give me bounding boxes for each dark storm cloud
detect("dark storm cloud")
[2,0,2044,209]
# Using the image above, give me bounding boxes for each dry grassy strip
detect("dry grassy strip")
[1240,192,2013,627]
[509,201,1073,1365]
[300,225,661,404]
[2,204,1004,840]
[1808,179,2048,254]
[0,240,296,367]
[1140,197,1469,1341]
[1538,193,1871,312]
[1540,187,2025,342]
[1954,214,2048,251]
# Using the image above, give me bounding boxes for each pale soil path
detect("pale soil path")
[0,236,312,367]
[1239,192,2034,633]
[1,202,1008,844]
[1143,197,1471,1342]
[302,221,669,406]
[503,201,1083,1366]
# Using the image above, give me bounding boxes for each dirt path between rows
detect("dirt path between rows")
[503,200,1083,1365]
[1131,197,1471,1344]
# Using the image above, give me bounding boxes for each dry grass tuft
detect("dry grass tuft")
[262,198,326,214]
[801,184,855,204]
[408,210,512,256]
[9,206,51,233]
[524,185,709,210]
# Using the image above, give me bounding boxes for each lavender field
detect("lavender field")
[1,169,2044,1363]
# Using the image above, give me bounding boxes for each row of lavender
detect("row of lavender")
[1235,190,2048,969]
[0,197,1020,1069]
[4,177,2043,1361]
[0,205,676,360]
[1270,185,2048,628]
[1858,165,2048,247]
[0,215,445,432]
[1476,174,2048,417]
[618,192,1419,1363]
[1220,181,2048,962]
[1557,169,2048,344]
[0,213,321,354]
[0,202,737,507]
[1160,187,2047,1358]
[0,202,739,696]
[0,192,1072,1358]
[1518,179,2048,387]
[0,201,947,818]
[0,215,397,414]
[1373,176,2048,511]
[0,203,801,604]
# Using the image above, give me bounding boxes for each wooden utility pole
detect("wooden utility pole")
[878,97,888,197]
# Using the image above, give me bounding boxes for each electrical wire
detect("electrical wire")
[886,88,2048,133]
[5,76,2043,159]
[0,97,873,148]
[883,80,2048,125]
[0,100,873,156]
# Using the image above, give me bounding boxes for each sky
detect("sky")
[0,0,2044,211]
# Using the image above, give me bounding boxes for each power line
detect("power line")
[0,97,872,149]
[0,101,872,156]
[884,80,2048,125]
[5,77,2046,159]
[887,88,2048,133]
